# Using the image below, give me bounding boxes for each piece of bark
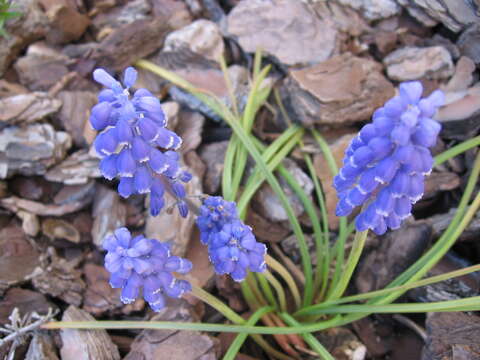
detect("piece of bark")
[408,252,480,303]
[92,18,171,71]
[245,210,290,243]
[422,312,480,360]
[17,210,40,237]
[91,185,127,248]
[45,149,101,185]
[145,168,202,257]
[56,91,98,147]
[13,42,71,91]
[83,263,145,316]
[1,194,93,216]
[0,224,41,294]
[42,0,90,44]
[0,92,62,125]
[124,301,220,360]
[0,123,72,179]
[32,249,85,306]
[422,171,461,201]
[198,141,228,194]
[60,306,120,360]
[183,228,215,291]
[0,0,49,76]
[352,317,394,358]
[313,133,356,230]
[175,110,205,154]
[355,222,431,293]
[282,53,394,126]
[0,288,56,325]
[25,333,59,360]
[42,218,81,244]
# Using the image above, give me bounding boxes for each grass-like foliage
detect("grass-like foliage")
[0,0,21,37]
[45,52,480,359]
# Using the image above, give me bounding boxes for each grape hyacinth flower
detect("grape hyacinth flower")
[103,227,192,311]
[196,196,267,281]
[333,81,444,235]
[91,67,192,217]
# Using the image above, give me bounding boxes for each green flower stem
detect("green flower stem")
[237,126,304,217]
[304,154,330,299]
[295,263,480,317]
[266,255,302,309]
[44,315,342,335]
[280,313,335,360]
[311,129,349,297]
[434,135,480,166]
[256,272,279,309]
[327,230,368,301]
[297,296,480,315]
[223,306,273,360]
[264,270,287,312]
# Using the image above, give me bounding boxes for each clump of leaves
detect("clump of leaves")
[0,0,21,37]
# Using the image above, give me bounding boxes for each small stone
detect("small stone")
[163,19,224,62]
[17,210,40,237]
[42,218,81,244]
[60,306,120,360]
[199,141,229,194]
[0,123,72,179]
[0,92,62,124]
[254,159,313,223]
[91,185,127,248]
[316,327,367,360]
[45,149,101,185]
[227,0,339,66]
[384,46,454,81]
[283,53,394,126]
[333,0,400,21]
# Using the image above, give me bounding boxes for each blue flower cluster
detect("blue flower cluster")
[91,67,192,217]
[334,81,444,235]
[196,196,267,281]
[104,227,192,311]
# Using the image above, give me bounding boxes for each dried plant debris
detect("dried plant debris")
[60,306,120,360]
[0,308,57,358]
